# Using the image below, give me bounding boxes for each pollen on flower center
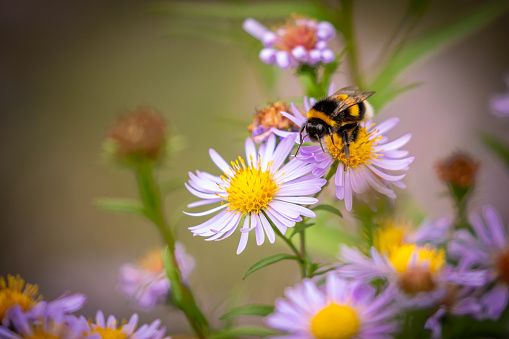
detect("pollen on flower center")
[310,303,360,339]
[92,328,127,339]
[325,127,381,169]
[389,244,445,275]
[274,16,318,52]
[222,157,280,214]
[0,275,41,320]
[29,330,60,339]
[137,248,164,273]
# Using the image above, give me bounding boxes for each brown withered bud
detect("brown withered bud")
[248,101,297,143]
[496,248,509,285]
[398,267,436,295]
[435,152,480,188]
[109,107,166,160]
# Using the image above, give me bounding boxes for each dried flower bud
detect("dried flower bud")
[435,152,479,189]
[109,107,166,161]
[496,248,509,285]
[398,267,436,295]
[248,101,297,143]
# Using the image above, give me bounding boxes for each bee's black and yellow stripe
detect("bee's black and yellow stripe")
[307,95,367,128]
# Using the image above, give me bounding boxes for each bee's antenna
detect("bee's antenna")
[294,125,306,157]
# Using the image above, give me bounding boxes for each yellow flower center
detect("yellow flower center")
[137,248,164,273]
[310,303,360,339]
[0,275,41,320]
[325,126,381,169]
[221,157,280,214]
[26,330,59,339]
[388,244,445,274]
[91,328,127,339]
[373,220,413,255]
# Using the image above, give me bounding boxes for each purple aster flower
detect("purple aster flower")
[297,117,413,211]
[424,286,483,339]
[73,310,169,339]
[448,205,509,320]
[338,244,486,309]
[0,304,83,339]
[266,273,399,338]
[490,74,509,117]
[118,243,195,310]
[243,16,336,69]
[185,134,326,254]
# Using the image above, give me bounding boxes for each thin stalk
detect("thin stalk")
[340,0,365,88]
[134,161,210,339]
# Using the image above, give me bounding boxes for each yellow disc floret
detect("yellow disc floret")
[26,330,60,339]
[388,244,445,274]
[325,127,381,169]
[222,157,280,214]
[310,303,360,339]
[0,275,41,320]
[137,248,164,273]
[91,328,127,339]
[373,220,412,255]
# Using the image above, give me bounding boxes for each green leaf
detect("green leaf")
[370,0,509,101]
[210,326,279,339]
[480,132,509,169]
[149,1,321,19]
[93,198,145,216]
[243,254,301,279]
[312,204,343,218]
[289,222,315,239]
[220,304,274,320]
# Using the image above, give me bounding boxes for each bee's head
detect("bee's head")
[304,120,328,142]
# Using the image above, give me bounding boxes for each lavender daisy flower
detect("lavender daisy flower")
[448,205,509,320]
[0,304,83,339]
[185,134,326,254]
[243,16,336,69]
[266,273,399,339]
[338,243,486,308]
[298,117,414,211]
[73,310,169,339]
[424,286,482,339]
[118,243,195,309]
[490,73,509,116]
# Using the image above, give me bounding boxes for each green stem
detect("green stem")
[267,212,307,278]
[134,161,210,339]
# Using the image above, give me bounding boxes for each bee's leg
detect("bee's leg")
[329,133,341,151]
[341,130,350,170]
[294,125,306,156]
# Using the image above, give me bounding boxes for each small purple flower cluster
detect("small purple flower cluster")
[243,17,336,69]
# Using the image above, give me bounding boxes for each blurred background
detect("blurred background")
[1,0,509,335]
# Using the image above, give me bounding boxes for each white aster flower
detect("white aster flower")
[185,134,326,254]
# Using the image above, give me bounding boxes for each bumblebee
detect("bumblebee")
[297,86,375,168]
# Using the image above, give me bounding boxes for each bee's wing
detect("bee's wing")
[330,89,376,117]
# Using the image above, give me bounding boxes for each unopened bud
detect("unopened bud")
[435,152,479,189]
[108,107,166,162]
